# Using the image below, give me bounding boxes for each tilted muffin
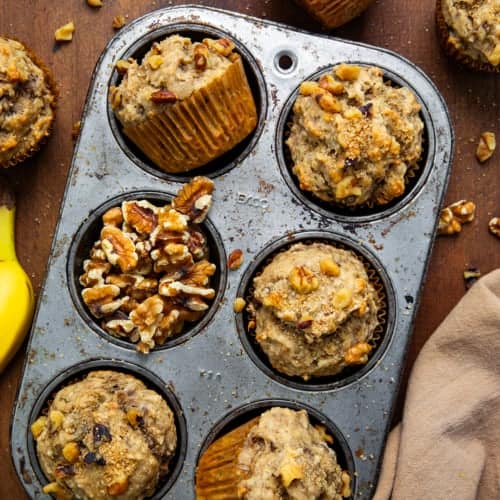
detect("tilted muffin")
[0,36,56,168]
[436,0,500,73]
[295,0,376,29]
[251,242,379,379]
[287,64,424,207]
[31,370,177,499]
[110,34,258,173]
[196,407,351,499]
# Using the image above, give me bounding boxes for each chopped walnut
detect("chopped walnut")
[112,15,127,30]
[55,22,75,42]
[489,217,500,237]
[172,176,214,223]
[464,268,481,290]
[344,342,372,365]
[79,177,217,352]
[476,132,496,163]
[87,0,103,7]
[101,226,138,272]
[71,121,81,141]
[228,249,244,270]
[438,200,475,235]
[288,266,319,294]
[233,297,246,313]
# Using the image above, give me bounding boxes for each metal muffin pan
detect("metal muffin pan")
[11,5,453,499]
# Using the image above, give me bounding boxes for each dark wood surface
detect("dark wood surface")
[1,0,499,497]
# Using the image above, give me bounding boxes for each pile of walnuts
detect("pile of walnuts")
[79,176,216,353]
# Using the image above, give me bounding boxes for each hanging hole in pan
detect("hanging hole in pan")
[274,49,297,74]
[107,23,267,182]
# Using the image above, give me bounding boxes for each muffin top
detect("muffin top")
[287,64,423,207]
[0,37,55,167]
[111,34,240,126]
[237,407,350,499]
[441,0,500,67]
[251,242,380,379]
[32,370,177,500]
[253,242,378,339]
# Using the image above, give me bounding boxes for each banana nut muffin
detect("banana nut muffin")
[436,0,500,72]
[252,242,379,379]
[287,64,424,207]
[31,370,177,499]
[0,36,56,168]
[236,408,351,499]
[196,407,351,499]
[110,34,257,173]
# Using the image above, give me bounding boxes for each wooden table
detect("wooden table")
[1,0,499,497]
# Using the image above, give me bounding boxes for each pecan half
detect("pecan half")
[150,89,177,103]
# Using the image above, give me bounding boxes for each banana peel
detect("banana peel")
[0,178,34,373]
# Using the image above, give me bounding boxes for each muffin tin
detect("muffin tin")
[11,5,453,499]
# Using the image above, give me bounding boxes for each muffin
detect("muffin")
[286,64,424,208]
[78,176,217,353]
[196,407,351,499]
[251,242,380,379]
[30,370,178,500]
[110,34,258,173]
[0,36,56,168]
[295,0,376,29]
[436,0,500,73]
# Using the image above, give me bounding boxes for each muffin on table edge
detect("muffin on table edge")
[286,64,424,209]
[294,0,376,29]
[31,370,178,500]
[110,34,258,174]
[196,406,352,499]
[0,36,57,168]
[250,242,381,380]
[436,0,500,73]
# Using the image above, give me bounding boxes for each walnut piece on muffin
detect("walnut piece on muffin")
[251,242,380,379]
[31,371,177,500]
[287,64,424,208]
[0,37,56,168]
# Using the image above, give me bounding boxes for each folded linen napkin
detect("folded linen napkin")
[373,270,500,500]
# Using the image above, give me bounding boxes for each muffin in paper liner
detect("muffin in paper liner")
[0,36,57,169]
[111,35,258,174]
[196,407,351,499]
[246,241,387,381]
[294,0,376,29]
[286,64,424,210]
[196,416,259,499]
[435,0,500,74]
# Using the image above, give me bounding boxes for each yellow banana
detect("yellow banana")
[0,178,34,373]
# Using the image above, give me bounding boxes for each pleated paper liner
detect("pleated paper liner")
[195,416,260,499]
[122,56,258,174]
[294,0,376,29]
[435,0,500,74]
[0,36,58,169]
[244,239,388,384]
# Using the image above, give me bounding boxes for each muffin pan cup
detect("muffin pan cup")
[11,5,453,499]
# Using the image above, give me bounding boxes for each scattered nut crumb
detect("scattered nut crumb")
[233,297,246,313]
[87,0,103,7]
[227,249,244,270]
[438,200,476,235]
[476,132,496,163]
[71,121,81,141]
[463,268,481,290]
[54,21,75,42]
[488,217,500,237]
[112,15,126,30]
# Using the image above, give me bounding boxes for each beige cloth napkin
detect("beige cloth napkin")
[373,270,500,500]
